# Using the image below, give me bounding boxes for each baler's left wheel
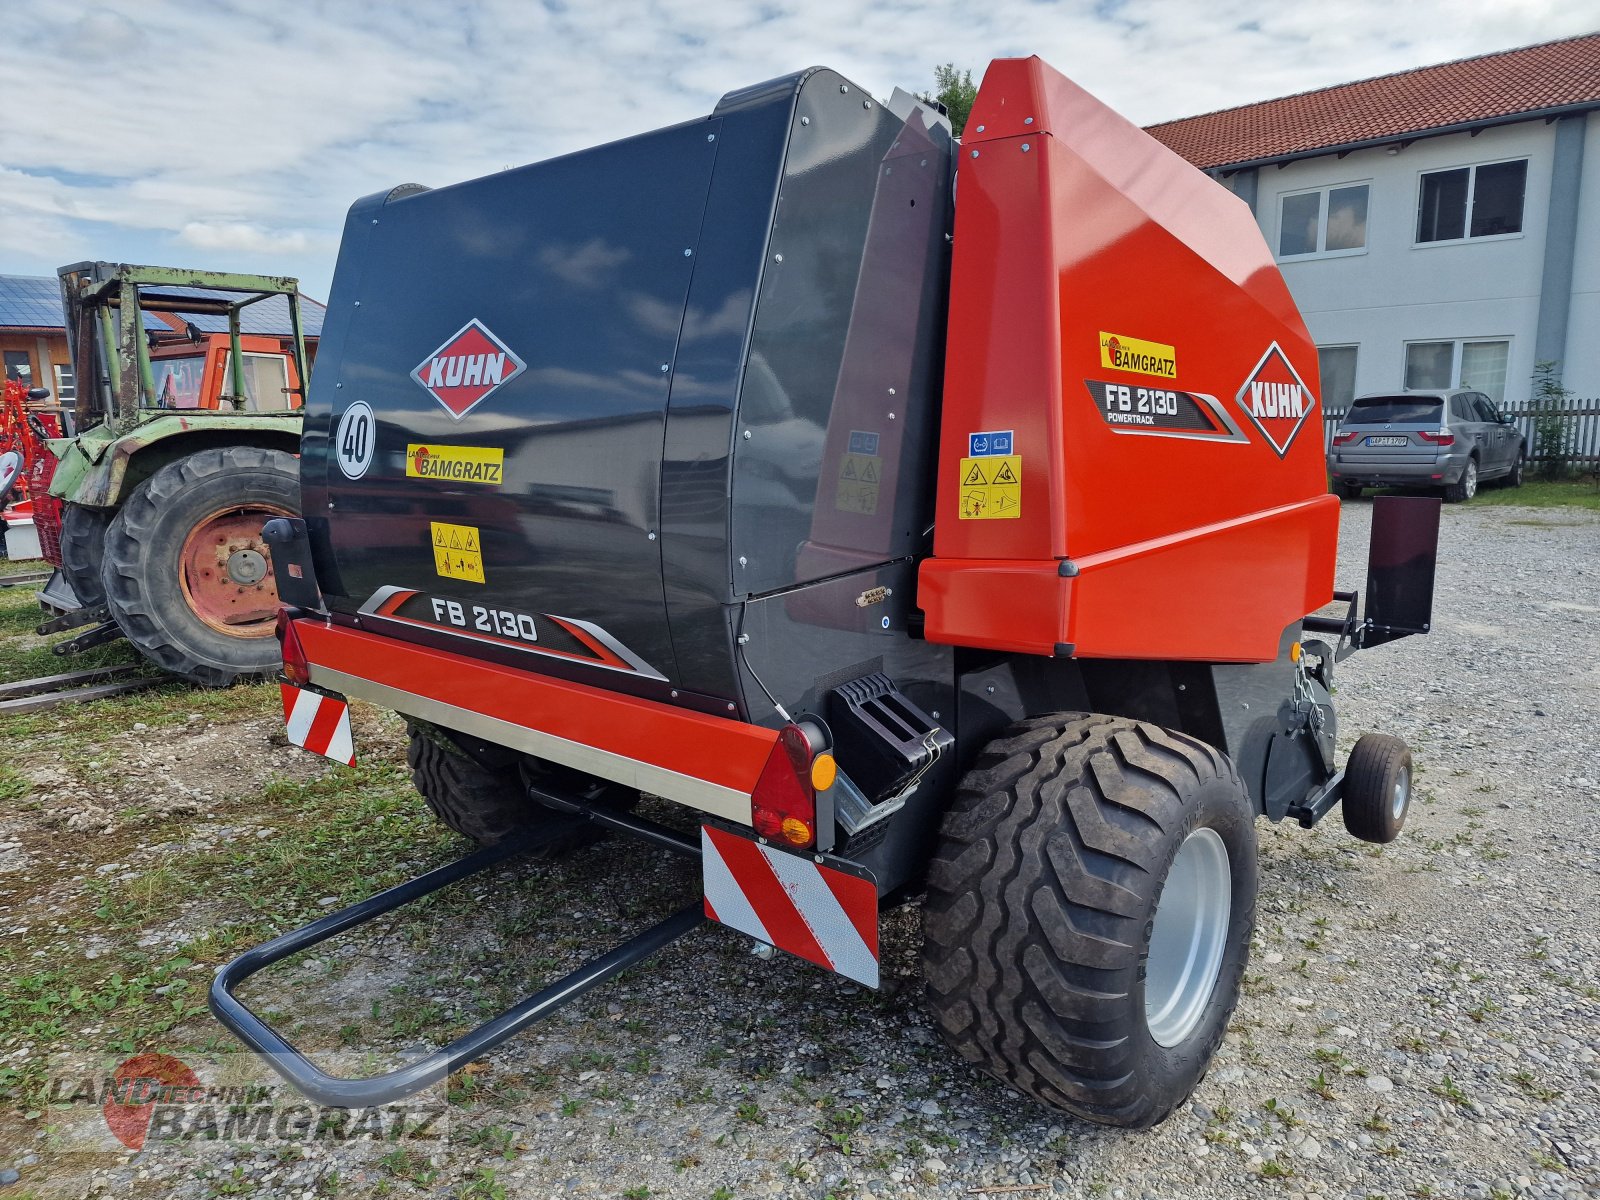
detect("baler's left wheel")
[407,724,627,855]
[100,447,298,686]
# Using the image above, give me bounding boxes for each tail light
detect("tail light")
[1418,429,1455,446]
[1331,431,1359,446]
[275,608,311,686]
[751,722,828,849]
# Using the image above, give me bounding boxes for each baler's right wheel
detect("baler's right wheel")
[406,725,614,855]
[921,714,1257,1129]
[60,503,112,609]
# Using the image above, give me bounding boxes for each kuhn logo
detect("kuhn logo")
[410,319,526,419]
[1236,343,1317,457]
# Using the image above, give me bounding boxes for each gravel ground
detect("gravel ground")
[6,499,1599,1199]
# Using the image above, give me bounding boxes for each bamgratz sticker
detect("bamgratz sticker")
[1098,332,1177,379]
[406,443,504,485]
[411,319,526,419]
[1236,343,1317,457]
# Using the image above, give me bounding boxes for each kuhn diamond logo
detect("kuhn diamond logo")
[411,319,526,419]
[1236,342,1317,457]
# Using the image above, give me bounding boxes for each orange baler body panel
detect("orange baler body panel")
[920,57,1338,663]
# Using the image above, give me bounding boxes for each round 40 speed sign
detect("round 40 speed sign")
[334,401,376,480]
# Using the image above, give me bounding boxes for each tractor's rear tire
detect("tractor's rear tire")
[100,447,298,686]
[405,725,610,854]
[922,714,1257,1129]
[60,503,112,609]
[1341,733,1412,844]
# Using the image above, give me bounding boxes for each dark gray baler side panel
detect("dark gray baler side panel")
[303,69,955,727]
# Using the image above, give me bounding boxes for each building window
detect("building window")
[3,351,32,385]
[1403,339,1510,404]
[53,362,75,401]
[1316,345,1358,412]
[1278,183,1369,258]
[1416,160,1526,243]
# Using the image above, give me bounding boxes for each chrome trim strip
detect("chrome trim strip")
[551,614,667,680]
[1103,391,1251,445]
[353,589,667,681]
[309,665,753,826]
[358,585,415,615]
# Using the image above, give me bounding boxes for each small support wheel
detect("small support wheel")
[1341,733,1412,844]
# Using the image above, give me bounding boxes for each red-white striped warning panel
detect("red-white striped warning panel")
[700,825,880,988]
[280,683,356,767]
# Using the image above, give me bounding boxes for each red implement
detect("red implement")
[919,57,1337,663]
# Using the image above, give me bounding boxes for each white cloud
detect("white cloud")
[0,0,1591,299]
[177,221,318,256]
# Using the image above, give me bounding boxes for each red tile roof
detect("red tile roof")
[1146,33,1600,171]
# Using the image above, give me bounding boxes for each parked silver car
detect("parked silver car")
[1328,389,1525,502]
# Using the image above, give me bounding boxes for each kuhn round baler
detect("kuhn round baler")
[215,56,1440,1128]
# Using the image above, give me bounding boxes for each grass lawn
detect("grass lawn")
[1469,478,1600,511]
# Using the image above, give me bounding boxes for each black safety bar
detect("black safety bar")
[209,808,706,1108]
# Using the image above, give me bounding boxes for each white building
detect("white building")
[1147,33,1600,410]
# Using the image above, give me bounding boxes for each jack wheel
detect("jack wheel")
[1341,733,1412,844]
[921,714,1256,1128]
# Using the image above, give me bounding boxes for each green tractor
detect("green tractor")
[36,263,314,685]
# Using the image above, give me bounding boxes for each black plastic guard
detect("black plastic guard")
[262,517,326,613]
[1363,495,1441,645]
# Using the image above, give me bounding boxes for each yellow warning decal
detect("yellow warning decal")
[836,453,881,515]
[1099,332,1176,379]
[430,521,486,583]
[407,444,503,485]
[958,455,1022,520]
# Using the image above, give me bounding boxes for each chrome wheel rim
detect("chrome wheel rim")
[1392,765,1411,821]
[1145,827,1232,1048]
[1464,461,1477,498]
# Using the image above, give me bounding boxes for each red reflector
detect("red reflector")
[1417,430,1455,446]
[276,608,311,687]
[751,724,817,848]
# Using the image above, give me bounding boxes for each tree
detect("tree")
[1530,360,1575,480]
[923,64,977,137]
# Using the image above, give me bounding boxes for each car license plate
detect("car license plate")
[1366,435,1408,446]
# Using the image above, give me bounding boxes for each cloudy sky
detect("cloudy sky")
[2,1,1592,301]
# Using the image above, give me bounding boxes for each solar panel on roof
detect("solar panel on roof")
[0,274,326,337]
[0,275,66,329]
